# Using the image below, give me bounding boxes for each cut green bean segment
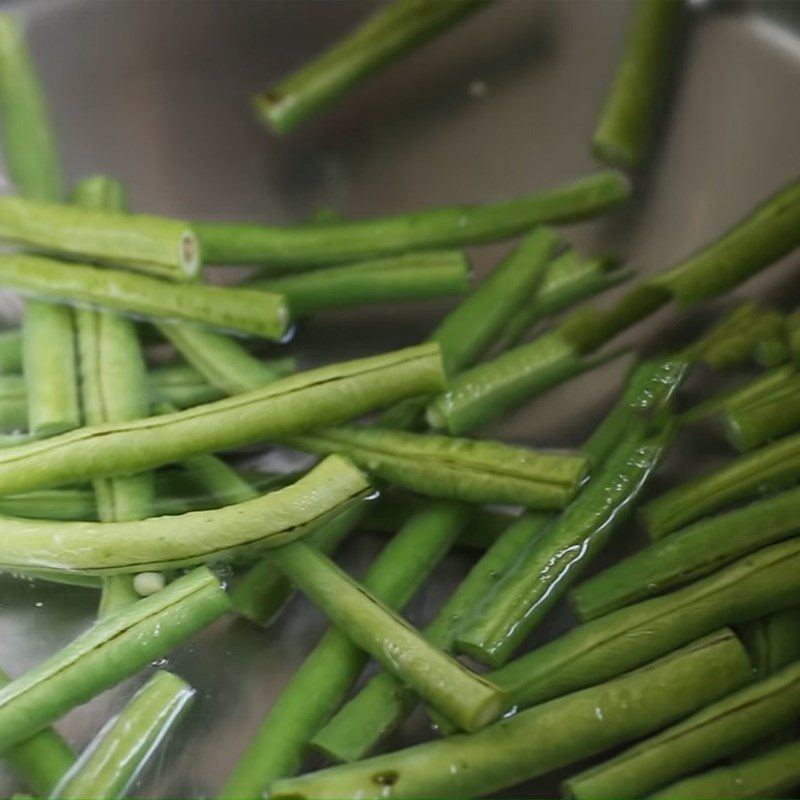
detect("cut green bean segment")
[0,195,200,281]
[0,567,228,754]
[255,0,490,134]
[650,737,800,800]
[644,428,800,538]
[0,329,22,373]
[0,455,369,574]
[573,485,800,620]
[0,253,289,340]
[0,668,75,797]
[312,513,548,762]
[285,425,587,509]
[566,657,800,800]
[737,608,800,680]
[0,342,443,495]
[491,536,800,711]
[268,541,504,732]
[220,501,470,798]
[53,671,194,800]
[250,251,471,316]
[157,323,289,395]
[592,0,684,169]
[458,419,675,667]
[196,171,629,269]
[270,631,752,800]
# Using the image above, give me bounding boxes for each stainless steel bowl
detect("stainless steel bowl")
[1,1,800,796]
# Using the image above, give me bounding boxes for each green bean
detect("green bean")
[0,342,443,495]
[737,608,800,680]
[458,419,676,667]
[573,485,800,620]
[255,0,490,134]
[250,251,471,316]
[0,454,369,574]
[0,669,74,797]
[269,630,752,800]
[196,171,629,269]
[0,488,96,521]
[221,502,470,798]
[0,14,80,438]
[0,195,200,281]
[0,374,27,429]
[565,657,800,799]
[52,670,194,800]
[592,0,684,169]
[491,536,800,714]
[285,425,587,509]
[311,513,548,762]
[649,737,800,799]
[0,567,228,754]
[0,254,289,340]
[0,329,22,373]
[644,429,800,538]
[267,541,503,732]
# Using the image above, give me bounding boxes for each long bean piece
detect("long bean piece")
[573,485,800,620]
[428,177,800,433]
[0,567,228,754]
[592,0,685,169]
[489,536,800,710]
[267,541,503,732]
[565,657,800,799]
[650,737,800,800]
[285,426,587,509]
[269,631,752,800]
[0,254,289,340]
[220,502,470,798]
[250,251,471,316]
[0,342,443,495]
[52,671,194,800]
[196,171,629,269]
[255,0,490,134]
[0,455,369,574]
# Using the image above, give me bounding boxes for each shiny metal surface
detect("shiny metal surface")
[1,1,800,797]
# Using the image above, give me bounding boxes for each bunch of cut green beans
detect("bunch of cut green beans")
[1,1,800,798]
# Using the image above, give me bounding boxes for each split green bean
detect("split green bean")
[0,342,443,495]
[52,670,194,800]
[269,631,751,800]
[0,253,289,340]
[195,171,629,269]
[0,567,228,754]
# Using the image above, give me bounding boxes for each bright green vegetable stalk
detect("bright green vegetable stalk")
[52,671,194,800]
[0,567,228,754]
[428,177,800,434]
[196,172,629,269]
[269,631,752,800]
[220,501,471,798]
[284,425,587,509]
[0,254,289,340]
[267,541,504,733]
[0,342,443,495]
[0,329,22,373]
[565,657,800,799]
[649,737,800,800]
[0,455,369,574]
[255,0,490,134]
[592,0,685,169]
[0,668,74,797]
[644,428,800,538]
[250,250,471,316]
[573,485,800,620]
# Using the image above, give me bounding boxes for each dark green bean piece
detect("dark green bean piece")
[255,0,490,134]
[573,485,800,620]
[737,608,800,680]
[0,342,443,495]
[0,329,22,373]
[269,631,752,800]
[0,567,228,754]
[196,172,629,269]
[565,658,800,799]
[592,0,684,169]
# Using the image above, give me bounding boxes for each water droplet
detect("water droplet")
[468,80,488,98]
